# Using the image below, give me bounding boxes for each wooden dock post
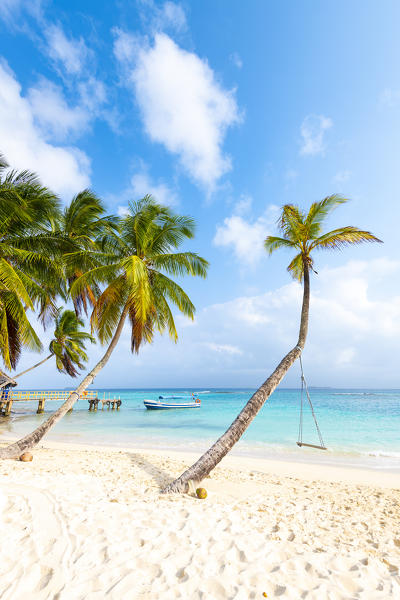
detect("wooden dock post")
[37,398,45,414]
[4,399,13,416]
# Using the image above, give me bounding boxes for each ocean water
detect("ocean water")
[2,388,400,471]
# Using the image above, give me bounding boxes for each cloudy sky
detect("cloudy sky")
[1,0,399,389]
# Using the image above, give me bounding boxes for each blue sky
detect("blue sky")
[1,0,399,388]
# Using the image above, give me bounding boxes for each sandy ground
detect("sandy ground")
[0,440,399,599]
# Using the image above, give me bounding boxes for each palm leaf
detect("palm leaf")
[286,253,305,281]
[151,252,209,278]
[0,259,33,308]
[305,195,348,228]
[264,236,296,255]
[310,227,383,250]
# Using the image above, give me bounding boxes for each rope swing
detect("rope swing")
[297,353,327,451]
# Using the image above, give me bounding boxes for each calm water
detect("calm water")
[2,388,400,470]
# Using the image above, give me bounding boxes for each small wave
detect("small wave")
[332,392,380,396]
[365,450,400,458]
[195,390,211,394]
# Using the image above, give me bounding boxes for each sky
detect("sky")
[1,0,400,389]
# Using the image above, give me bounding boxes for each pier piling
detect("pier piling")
[4,399,13,416]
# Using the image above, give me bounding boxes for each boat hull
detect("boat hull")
[144,400,200,410]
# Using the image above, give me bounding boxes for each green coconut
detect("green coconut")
[196,487,207,499]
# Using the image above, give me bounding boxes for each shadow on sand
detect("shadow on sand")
[127,452,175,490]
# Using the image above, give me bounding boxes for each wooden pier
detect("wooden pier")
[0,389,123,416]
[88,394,122,411]
[0,390,97,416]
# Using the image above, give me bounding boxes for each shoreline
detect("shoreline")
[2,435,400,489]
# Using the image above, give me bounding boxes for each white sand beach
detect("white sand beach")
[0,440,399,599]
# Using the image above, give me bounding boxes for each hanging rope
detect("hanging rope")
[297,353,327,450]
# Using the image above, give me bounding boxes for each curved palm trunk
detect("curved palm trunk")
[162,266,310,493]
[0,305,129,460]
[14,354,52,379]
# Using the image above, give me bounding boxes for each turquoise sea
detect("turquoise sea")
[2,388,400,471]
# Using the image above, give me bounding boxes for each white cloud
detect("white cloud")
[0,60,90,197]
[117,205,130,217]
[137,0,187,33]
[25,73,110,141]
[117,167,177,216]
[155,1,187,32]
[230,52,243,69]
[78,77,107,111]
[44,24,89,75]
[27,78,89,140]
[379,88,400,108]
[0,0,43,24]
[190,258,400,386]
[114,32,240,190]
[214,215,269,265]
[300,114,333,156]
[113,28,140,63]
[313,259,400,338]
[203,342,243,355]
[232,194,252,215]
[131,170,177,205]
[214,203,280,266]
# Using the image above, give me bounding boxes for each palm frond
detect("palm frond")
[152,272,196,319]
[310,227,383,250]
[0,259,33,308]
[151,252,209,278]
[70,263,121,299]
[286,253,306,282]
[278,204,305,241]
[91,278,127,344]
[305,195,348,229]
[264,236,296,255]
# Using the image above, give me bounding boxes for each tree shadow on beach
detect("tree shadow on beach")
[127,452,173,490]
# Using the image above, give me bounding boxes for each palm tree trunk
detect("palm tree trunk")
[0,305,129,460]
[162,265,310,493]
[14,354,52,379]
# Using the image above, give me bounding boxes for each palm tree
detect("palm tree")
[163,195,382,493]
[57,190,118,316]
[0,153,62,370]
[14,309,95,379]
[0,196,208,459]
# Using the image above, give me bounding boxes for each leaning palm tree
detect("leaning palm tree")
[0,196,208,459]
[163,195,382,493]
[14,309,95,379]
[0,153,62,370]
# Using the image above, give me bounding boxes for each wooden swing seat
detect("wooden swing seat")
[297,442,327,450]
